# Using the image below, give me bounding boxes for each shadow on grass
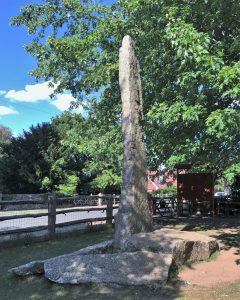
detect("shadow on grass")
[209,232,240,266]
[156,215,240,232]
[211,232,240,250]
[4,274,183,300]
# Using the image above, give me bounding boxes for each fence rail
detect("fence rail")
[0,200,46,205]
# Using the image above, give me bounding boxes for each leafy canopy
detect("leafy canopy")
[12,0,240,182]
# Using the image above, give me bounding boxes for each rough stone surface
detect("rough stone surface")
[122,228,219,265]
[114,35,153,250]
[9,261,44,276]
[44,251,172,285]
[172,239,219,266]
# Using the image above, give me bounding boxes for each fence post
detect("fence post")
[176,197,180,217]
[171,197,175,214]
[48,195,56,238]
[225,201,230,217]
[98,193,103,206]
[106,197,113,226]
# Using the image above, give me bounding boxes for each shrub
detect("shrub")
[151,185,177,196]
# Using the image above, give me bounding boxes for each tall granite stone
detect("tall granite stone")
[114,36,153,250]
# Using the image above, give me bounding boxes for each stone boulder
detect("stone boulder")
[172,238,218,266]
[122,228,219,265]
[44,251,172,285]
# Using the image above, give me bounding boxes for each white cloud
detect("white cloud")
[5,82,54,102]
[4,81,83,113]
[51,94,83,112]
[0,90,6,96]
[0,106,18,116]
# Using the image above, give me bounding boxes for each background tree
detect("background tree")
[0,111,122,194]
[0,125,12,149]
[76,102,122,194]
[0,125,12,190]
[1,123,58,193]
[0,117,90,195]
[12,0,240,184]
[50,112,91,194]
[53,105,123,194]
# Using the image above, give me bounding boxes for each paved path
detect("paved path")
[0,209,118,232]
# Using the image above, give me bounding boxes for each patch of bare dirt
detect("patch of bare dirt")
[179,247,240,287]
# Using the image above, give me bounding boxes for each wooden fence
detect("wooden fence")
[150,195,240,217]
[1,193,239,240]
[0,194,120,238]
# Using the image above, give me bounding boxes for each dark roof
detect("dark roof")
[174,163,192,170]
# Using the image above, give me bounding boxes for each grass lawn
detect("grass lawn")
[0,223,240,300]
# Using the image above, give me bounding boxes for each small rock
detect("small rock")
[9,261,44,276]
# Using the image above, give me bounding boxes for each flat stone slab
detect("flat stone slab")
[123,228,218,252]
[44,251,172,285]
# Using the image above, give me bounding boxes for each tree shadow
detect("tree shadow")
[155,215,240,232]
[156,216,240,266]
[209,232,240,265]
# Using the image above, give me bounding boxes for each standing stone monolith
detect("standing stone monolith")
[114,36,153,250]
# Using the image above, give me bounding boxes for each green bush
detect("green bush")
[151,185,177,196]
[57,175,78,196]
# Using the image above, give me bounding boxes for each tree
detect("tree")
[0,111,122,194]
[52,108,123,194]
[12,0,240,181]
[0,125,12,163]
[0,125,12,190]
[50,112,91,194]
[0,125,12,147]
[1,116,92,195]
[1,123,59,193]
[76,117,123,193]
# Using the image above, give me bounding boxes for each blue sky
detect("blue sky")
[0,0,114,136]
